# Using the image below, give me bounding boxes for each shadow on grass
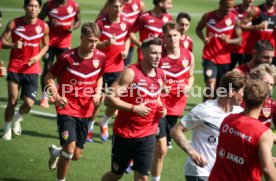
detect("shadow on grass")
[0,129,59,139]
[0,178,36,181]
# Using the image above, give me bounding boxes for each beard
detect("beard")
[160,7,167,13]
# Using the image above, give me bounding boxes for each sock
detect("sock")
[88,120,95,132]
[100,115,111,127]
[42,92,48,99]
[151,176,161,181]
[56,178,66,181]
[4,122,12,131]
[13,112,22,122]
[53,147,62,157]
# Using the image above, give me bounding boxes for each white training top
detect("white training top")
[180,99,243,176]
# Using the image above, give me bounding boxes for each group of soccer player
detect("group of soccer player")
[1,0,276,180]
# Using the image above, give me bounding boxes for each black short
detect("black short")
[7,72,38,101]
[111,134,156,175]
[157,115,178,139]
[103,72,121,88]
[185,175,208,181]
[202,60,229,81]
[43,46,69,64]
[57,114,89,149]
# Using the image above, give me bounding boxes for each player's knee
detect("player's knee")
[61,151,73,160]
[72,152,82,161]
[156,143,168,157]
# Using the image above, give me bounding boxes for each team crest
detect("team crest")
[162,16,169,23]
[225,18,232,27]
[35,25,42,34]
[93,59,99,68]
[67,6,73,14]
[182,59,189,68]
[183,40,189,49]
[62,131,69,140]
[132,3,138,11]
[120,22,126,31]
[262,107,271,118]
[205,69,213,77]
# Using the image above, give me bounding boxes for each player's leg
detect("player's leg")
[202,60,218,101]
[165,115,178,149]
[151,118,168,181]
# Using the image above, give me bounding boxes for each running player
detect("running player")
[176,12,193,52]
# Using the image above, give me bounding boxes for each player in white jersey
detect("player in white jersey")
[170,71,246,181]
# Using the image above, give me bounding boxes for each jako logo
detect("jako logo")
[226,152,244,165]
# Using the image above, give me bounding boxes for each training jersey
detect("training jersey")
[47,0,77,48]
[122,0,142,26]
[132,11,172,61]
[245,4,276,55]
[51,48,106,118]
[209,113,268,181]
[97,15,131,73]
[159,48,192,116]
[113,63,165,138]
[230,4,252,54]
[202,10,237,64]
[8,17,46,74]
[181,99,243,176]
[180,35,193,52]
[259,97,276,128]
[234,63,250,74]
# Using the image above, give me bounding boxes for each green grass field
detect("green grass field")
[0,0,274,181]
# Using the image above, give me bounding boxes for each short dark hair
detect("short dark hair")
[141,37,162,50]
[153,0,163,6]
[162,21,181,34]
[81,22,101,38]
[244,80,269,109]
[176,12,191,23]
[24,0,42,8]
[254,40,274,52]
[218,70,247,93]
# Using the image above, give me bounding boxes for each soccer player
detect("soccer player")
[101,37,166,181]
[39,0,81,108]
[196,0,242,101]
[229,0,255,70]
[170,71,246,181]
[151,22,195,181]
[209,80,276,181]
[235,40,274,74]
[240,0,276,64]
[1,0,49,140]
[130,0,173,62]
[46,22,105,181]
[176,12,193,52]
[95,0,132,142]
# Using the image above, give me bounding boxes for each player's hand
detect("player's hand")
[133,102,151,116]
[183,84,191,95]
[93,94,102,106]
[0,61,7,77]
[259,21,269,30]
[121,49,128,59]
[204,37,210,45]
[190,150,208,167]
[28,56,39,66]
[55,96,68,108]
[220,34,230,44]
[50,19,59,27]
[13,39,23,49]
[107,34,116,45]
[158,106,167,118]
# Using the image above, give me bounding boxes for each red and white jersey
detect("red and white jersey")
[97,15,131,73]
[122,0,142,26]
[180,35,193,52]
[51,48,106,118]
[9,17,46,74]
[47,0,77,48]
[234,63,250,75]
[230,4,252,54]
[203,10,237,64]
[132,11,172,61]
[113,63,165,138]
[159,48,192,116]
[259,97,276,128]
[209,113,268,181]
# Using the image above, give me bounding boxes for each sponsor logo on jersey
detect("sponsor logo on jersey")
[262,107,271,118]
[50,9,58,14]
[207,135,217,144]
[62,131,69,140]
[120,22,126,31]
[218,148,226,158]
[132,3,138,11]
[67,6,74,14]
[208,19,216,25]
[35,25,42,34]
[73,62,79,65]
[225,18,232,27]
[182,59,189,68]
[221,124,252,142]
[149,19,155,23]
[93,59,99,68]
[226,152,244,165]
[16,26,26,32]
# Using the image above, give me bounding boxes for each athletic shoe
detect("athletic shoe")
[48,144,59,171]
[49,96,55,103]
[167,141,173,150]
[86,131,94,142]
[12,119,22,136]
[2,127,12,140]
[40,97,49,108]
[100,125,109,142]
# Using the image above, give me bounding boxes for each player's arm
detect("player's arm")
[0,20,21,49]
[170,122,208,167]
[140,1,146,14]
[130,31,141,47]
[195,13,209,45]
[121,37,130,59]
[69,3,81,32]
[93,75,103,106]
[240,7,266,31]
[38,2,48,20]
[258,129,276,180]
[28,23,49,66]
[186,52,195,93]
[222,18,242,45]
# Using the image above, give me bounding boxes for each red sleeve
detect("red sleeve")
[50,54,68,77]
[131,15,143,33]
